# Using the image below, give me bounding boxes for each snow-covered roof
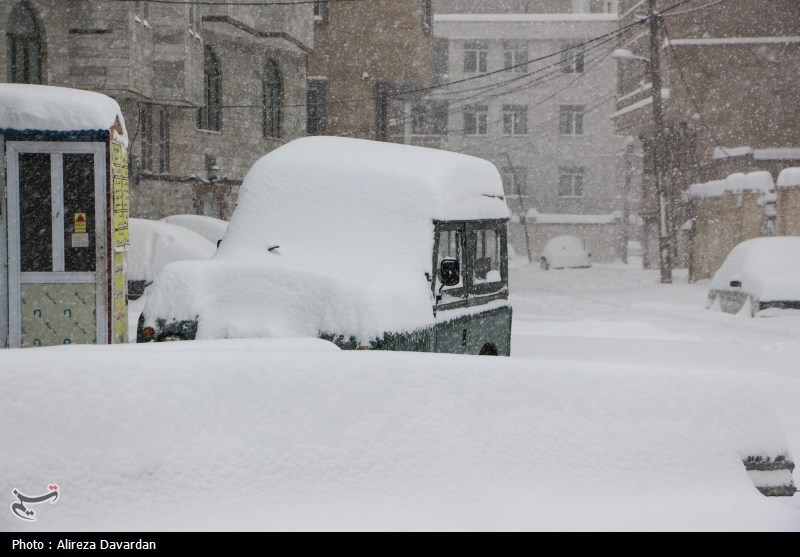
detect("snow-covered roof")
[713,146,800,161]
[0,84,127,147]
[128,219,216,282]
[143,137,509,341]
[777,167,800,188]
[688,171,774,198]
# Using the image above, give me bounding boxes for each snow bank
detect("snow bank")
[128,219,216,282]
[777,167,800,188]
[143,137,508,341]
[711,237,800,301]
[542,235,590,269]
[159,214,228,244]
[0,84,127,147]
[689,171,775,198]
[0,347,796,531]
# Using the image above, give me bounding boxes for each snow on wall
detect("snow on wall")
[777,167,800,188]
[689,171,775,198]
[0,84,128,147]
[143,137,509,341]
[0,347,796,531]
[527,209,622,224]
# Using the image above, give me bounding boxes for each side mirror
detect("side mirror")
[730,280,742,288]
[440,257,460,287]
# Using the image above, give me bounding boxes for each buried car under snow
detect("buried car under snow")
[138,137,512,355]
[708,236,800,317]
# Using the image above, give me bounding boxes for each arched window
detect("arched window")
[198,45,221,131]
[263,60,283,138]
[6,2,43,84]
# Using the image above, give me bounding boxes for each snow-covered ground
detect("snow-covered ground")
[3,259,800,531]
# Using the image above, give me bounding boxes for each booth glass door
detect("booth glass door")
[7,142,107,347]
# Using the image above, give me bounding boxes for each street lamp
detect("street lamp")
[612,9,673,284]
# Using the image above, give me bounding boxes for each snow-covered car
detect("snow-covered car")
[127,218,216,300]
[540,235,591,270]
[159,214,228,246]
[138,137,513,355]
[708,236,800,317]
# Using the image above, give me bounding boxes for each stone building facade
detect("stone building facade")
[406,0,628,262]
[2,0,314,220]
[307,0,434,141]
[613,0,800,271]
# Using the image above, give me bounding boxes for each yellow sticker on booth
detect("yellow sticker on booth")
[74,213,87,233]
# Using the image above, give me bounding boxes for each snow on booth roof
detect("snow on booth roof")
[688,171,774,198]
[777,167,800,188]
[143,137,509,342]
[0,83,127,147]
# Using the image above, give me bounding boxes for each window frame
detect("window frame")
[432,220,509,306]
[502,104,528,135]
[559,104,584,135]
[263,59,284,138]
[198,45,222,131]
[503,41,528,73]
[558,166,585,198]
[561,43,585,74]
[6,2,44,84]
[463,41,488,74]
[463,105,488,135]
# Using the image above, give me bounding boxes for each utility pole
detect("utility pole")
[503,152,533,263]
[647,0,672,283]
[622,141,634,265]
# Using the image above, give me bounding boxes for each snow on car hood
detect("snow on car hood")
[143,258,435,342]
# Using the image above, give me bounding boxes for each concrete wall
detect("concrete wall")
[777,185,800,236]
[510,218,624,263]
[689,191,769,281]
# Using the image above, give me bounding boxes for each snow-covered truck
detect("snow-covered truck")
[138,137,512,355]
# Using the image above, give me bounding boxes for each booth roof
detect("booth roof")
[0,84,127,147]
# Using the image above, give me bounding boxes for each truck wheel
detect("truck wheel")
[479,343,498,356]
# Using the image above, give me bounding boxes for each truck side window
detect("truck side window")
[472,228,501,283]
[437,229,463,290]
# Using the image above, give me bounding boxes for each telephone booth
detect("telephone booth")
[1,84,129,347]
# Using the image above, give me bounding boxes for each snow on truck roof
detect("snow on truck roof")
[0,83,127,147]
[219,136,507,268]
[143,138,510,342]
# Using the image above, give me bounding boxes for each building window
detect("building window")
[411,101,449,135]
[559,167,584,197]
[198,45,222,131]
[263,59,283,138]
[463,105,488,135]
[157,106,170,173]
[139,104,152,171]
[559,105,584,135]
[422,0,432,34]
[500,167,527,198]
[503,105,527,135]
[434,38,449,84]
[463,41,488,73]
[503,41,528,72]
[313,1,329,25]
[561,44,585,73]
[306,78,327,136]
[6,2,43,84]
[136,0,149,20]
